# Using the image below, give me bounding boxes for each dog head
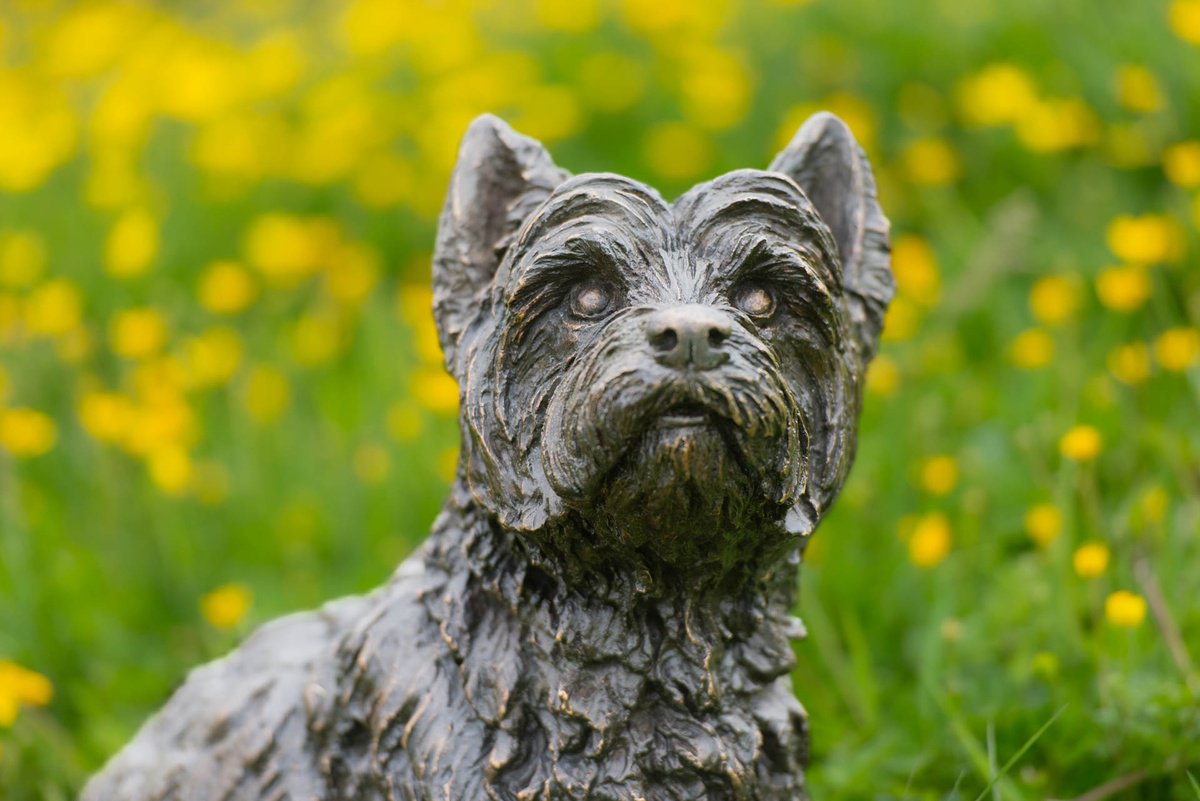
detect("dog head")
[433,114,892,579]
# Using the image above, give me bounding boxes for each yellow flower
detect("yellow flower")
[352,153,412,209]
[200,583,252,630]
[891,235,940,305]
[1094,265,1150,312]
[180,327,243,390]
[956,63,1039,127]
[900,137,961,186]
[78,390,133,443]
[1107,342,1152,385]
[244,214,332,286]
[1105,214,1184,265]
[155,40,245,123]
[776,94,877,154]
[920,455,958,496]
[580,52,646,113]
[865,355,900,397]
[1024,503,1062,548]
[147,446,192,496]
[0,73,78,192]
[324,243,380,306]
[109,308,169,360]
[290,313,342,367]
[1073,542,1110,578]
[1153,327,1200,371]
[437,447,459,484]
[1029,276,1080,326]
[0,660,53,727]
[535,0,600,31]
[0,408,57,457]
[1138,485,1169,526]
[1008,328,1054,369]
[104,208,159,278]
[1114,65,1164,113]
[0,230,46,288]
[244,366,290,424]
[1169,0,1200,44]
[1015,98,1100,153]
[643,122,712,181]
[411,367,459,415]
[1164,141,1200,187]
[24,279,82,337]
[679,48,752,131]
[1105,590,1147,628]
[353,442,391,485]
[908,512,952,568]
[1060,425,1102,461]
[198,260,257,315]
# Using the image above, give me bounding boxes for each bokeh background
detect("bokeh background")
[1,0,1199,797]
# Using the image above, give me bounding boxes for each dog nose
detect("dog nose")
[646,305,732,370]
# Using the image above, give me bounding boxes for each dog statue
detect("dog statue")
[83,111,892,801]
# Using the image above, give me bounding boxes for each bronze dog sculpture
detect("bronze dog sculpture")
[83,111,892,800]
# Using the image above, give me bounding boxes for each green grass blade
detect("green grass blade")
[1187,771,1200,799]
[971,706,1067,801]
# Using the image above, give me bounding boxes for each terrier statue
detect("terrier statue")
[83,111,892,801]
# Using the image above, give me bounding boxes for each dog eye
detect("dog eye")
[569,282,612,319]
[733,283,776,319]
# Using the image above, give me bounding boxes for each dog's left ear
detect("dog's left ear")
[433,114,569,371]
[769,112,893,366]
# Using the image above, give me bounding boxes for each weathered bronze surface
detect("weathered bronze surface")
[83,112,893,801]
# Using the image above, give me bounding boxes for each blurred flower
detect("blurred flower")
[242,365,289,425]
[1008,328,1054,369]
[1163,141,1200,187]
[0,408,57,457]
[289,312,343,367]
[411,367,459,415]
[1029,276,1080,327]
[1104,122,1157,169]
[0,231,46,288]
[643,122,712,181]
[200,583,252,630]
[908,512,952,568]
[579,52,646,113]
[1015,98,1099,153]
[1060,425,1102,461]
[78,390,133,444]
[1114,65,1165,113]
[180,327,243,390]
[190,460,230,506]
[0,660,52,727]
[1105,590,1146,628]
[920,455,958,496]
[246,30,307,98]
[155,38,246,123]
[1105,214,1184,265]
[24,279,82,337]
[105,208,159,278]
[865,354,900,397]
[1107,342,1152,385]
[1169,0,1200,44]
[1153,327,1200,371]
[109,308,169,360]
[777,94,877,153]
[1094,265,1150,312]
[0,72,78,191]
[680,47,752,131]
[198,261,257,315]
[353,442,391,485]
[1073,542,1110,578]
[437,447,459,484]
[244,214,333,286]
[1024,503,1062,548]
[147,445,192,496]
[386,401,423,442]
[324,243,380,306]
[901,137,961,186]
[352,153,412,209]
[891,235,940,305]
[881,296,920,342]
[956,63,1038,127]
[535,0,601,33]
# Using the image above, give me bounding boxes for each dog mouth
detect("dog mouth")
[655,401,715,428]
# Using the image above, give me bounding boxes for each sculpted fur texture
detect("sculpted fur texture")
[82,111,892,801]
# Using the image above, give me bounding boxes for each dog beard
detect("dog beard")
[585,414,790,578]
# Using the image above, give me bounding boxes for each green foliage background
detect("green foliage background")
[1,0,1199,798]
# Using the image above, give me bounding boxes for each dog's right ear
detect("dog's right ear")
[432,114,568,371]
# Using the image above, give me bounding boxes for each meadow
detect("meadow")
[1,0,1199,798]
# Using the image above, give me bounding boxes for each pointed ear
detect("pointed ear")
[432,114,568,370]
[769,112,893,364]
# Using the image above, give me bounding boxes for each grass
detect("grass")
[1,0,1199,798]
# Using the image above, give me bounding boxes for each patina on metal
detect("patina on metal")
[83,112,893,801]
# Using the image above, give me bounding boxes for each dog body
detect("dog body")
[83,112,892,801]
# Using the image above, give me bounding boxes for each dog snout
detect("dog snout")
[645,305,732,371]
